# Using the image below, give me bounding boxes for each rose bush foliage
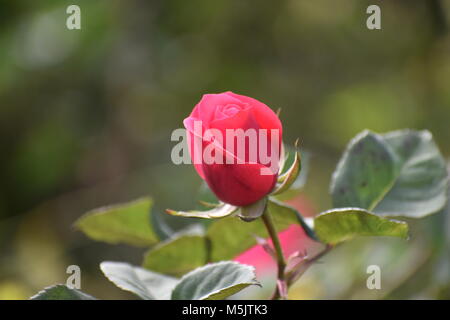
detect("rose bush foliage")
[31,92,449,300]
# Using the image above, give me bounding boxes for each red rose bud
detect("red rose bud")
[183,91,283,206]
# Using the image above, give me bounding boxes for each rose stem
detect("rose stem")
[261,207,287,300]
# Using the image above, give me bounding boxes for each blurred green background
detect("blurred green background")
[0,0,449,299]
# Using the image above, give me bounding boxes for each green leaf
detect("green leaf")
[377,130,448,217]
[166,203,238,219]
[207,218,265,261]
[171,261,260,300]
[143,226,208,277]
[30,284,96,300]
[148,200,314,275]
[100,261,178,300]
[314,208,409,245]
[207,198,309,261]
[268,198,318,241]
[331,131,396,210]
[75,197,158,246]
[238,197,267,222]
[331,130,448,218]
[272,149,301,195]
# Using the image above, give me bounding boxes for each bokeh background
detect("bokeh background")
[0,0,449,299]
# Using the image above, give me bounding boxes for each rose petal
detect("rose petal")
[190,93,245,126]
[201,161,277,206]
[225,92,282,134]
